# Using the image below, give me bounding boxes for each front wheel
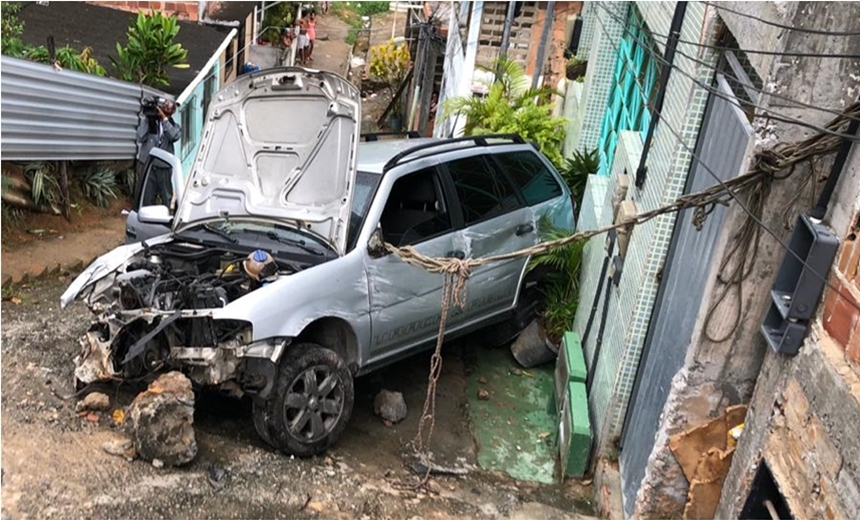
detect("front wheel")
[256,343,354,457]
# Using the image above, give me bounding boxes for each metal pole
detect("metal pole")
[391,1,398,40]
[531,1,555,89]
[499,2,515,61]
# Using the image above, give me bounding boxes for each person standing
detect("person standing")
[297,16,310,65]
[136,99,181,209]
[307,12,316,62]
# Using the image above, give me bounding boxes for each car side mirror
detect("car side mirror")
[138,205,173,225]
[367,224,390,258]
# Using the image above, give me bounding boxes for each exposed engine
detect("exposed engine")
[78,240,304,386]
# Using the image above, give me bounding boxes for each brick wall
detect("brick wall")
[88,1,200,21]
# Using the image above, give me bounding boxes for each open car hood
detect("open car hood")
[173,68,361,255]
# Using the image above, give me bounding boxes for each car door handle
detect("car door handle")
[447,250,465,260]
[515,224,535,236]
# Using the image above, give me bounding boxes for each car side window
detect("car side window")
[379,168,452,247]
[445,155,521,225]
[134,155,175,212]
[497,151,563,206]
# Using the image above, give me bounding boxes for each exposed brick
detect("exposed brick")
[823,279,860,348]
[838,238,860,277]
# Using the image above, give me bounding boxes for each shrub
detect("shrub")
[79,166,118,207]
[369,40,410,94]
[112,11,189,88]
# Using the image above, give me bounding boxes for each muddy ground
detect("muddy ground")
[1,276,594,519]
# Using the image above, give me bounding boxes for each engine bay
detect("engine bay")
[76,236,328,386]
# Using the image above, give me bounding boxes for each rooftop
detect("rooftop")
[18,1,231,96]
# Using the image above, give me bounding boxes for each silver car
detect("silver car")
[62,68,574,456]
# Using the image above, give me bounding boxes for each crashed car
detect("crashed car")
[62,67,575,457]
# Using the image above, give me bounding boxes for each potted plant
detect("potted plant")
[368,40,410,130]
[511,218,585,368]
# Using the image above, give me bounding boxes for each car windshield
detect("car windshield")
[348,171,381,250]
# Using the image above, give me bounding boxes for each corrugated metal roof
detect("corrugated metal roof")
[0,56,168,161]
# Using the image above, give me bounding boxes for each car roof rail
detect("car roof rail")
[381,133,526,173]
[361,131,422,142]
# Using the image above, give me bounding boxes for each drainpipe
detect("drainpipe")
[531,1,556,89]
[810,102,860,219]
[634,1,688,189]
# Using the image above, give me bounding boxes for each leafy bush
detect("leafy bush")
[442,57,567,168]
[561,148,599,211]
[23,162,60,208]
[24,45,106,76]
[566,57,587,81]
[79,166,119,207]
[369,40,410,93]
[112,12,189,88]
[528,218,585,344]
[354,2,390,16]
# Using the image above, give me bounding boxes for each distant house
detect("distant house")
[16,1,249,173]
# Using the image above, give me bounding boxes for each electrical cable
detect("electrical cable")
[666,45,860,123]
[701,1,860,37]
[650,32,860,59]
[594,3,860,143]
[591,6,860,327]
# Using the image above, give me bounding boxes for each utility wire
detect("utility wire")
[701,1,860,37]
[595,3,860,143]
[591,7,860,318]
[666,44,860,124]
[650,32,860,59]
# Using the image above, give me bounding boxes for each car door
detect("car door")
[363,163,465,361]
[440,152,538,325]
[125,149,184,243]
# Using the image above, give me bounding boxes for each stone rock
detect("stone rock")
[128,371,197,467]
[373,390,407,423]
[477,389,490,401]
[152,458,164,469]
[75,392,110,412]
[102,436,135,458]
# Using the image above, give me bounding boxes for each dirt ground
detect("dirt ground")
[1,276,595,520]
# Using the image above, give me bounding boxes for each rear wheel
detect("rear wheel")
[255,343,354,457]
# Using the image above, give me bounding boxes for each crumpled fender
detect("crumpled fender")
[60,234,174,308]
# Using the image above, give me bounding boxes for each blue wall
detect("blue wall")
[177,61,221,177]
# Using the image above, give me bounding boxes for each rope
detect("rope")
[392,102,858,488]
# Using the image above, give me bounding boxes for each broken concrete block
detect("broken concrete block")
[373,390,407,423]
[75,391,110,412]
[128,371,197,467]
[477,389,490,401]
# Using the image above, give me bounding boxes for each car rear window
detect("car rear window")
[496,151,563,206]
[446,155,521,225]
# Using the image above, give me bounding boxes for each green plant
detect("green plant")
[79,166,118,207]
[528,217,585,344]
[112,11,189,88]
[566,57,587,81]
[354,1,390,16]
[562,148,599,209]
[443,57,567,168]
[1,2,24,55]
[118,168,137,196]
[369,40,410,96]
[24,45,106,76]
[23,162,60,208]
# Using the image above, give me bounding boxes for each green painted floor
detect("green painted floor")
[466,345,559,484]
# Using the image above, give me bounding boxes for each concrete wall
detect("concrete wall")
[633,2,860,517]
[568,1,718,467]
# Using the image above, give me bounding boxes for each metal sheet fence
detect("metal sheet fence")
[1,56,166,161]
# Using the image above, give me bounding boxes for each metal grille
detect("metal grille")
[0,56,165,161]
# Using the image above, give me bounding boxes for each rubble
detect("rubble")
[373,390,407,424]
[75,391,110,412]
[128,371,197,467]
[477,389,490,401]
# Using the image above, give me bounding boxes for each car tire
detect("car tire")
[259,343,354,457]
[252,397,276,448]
